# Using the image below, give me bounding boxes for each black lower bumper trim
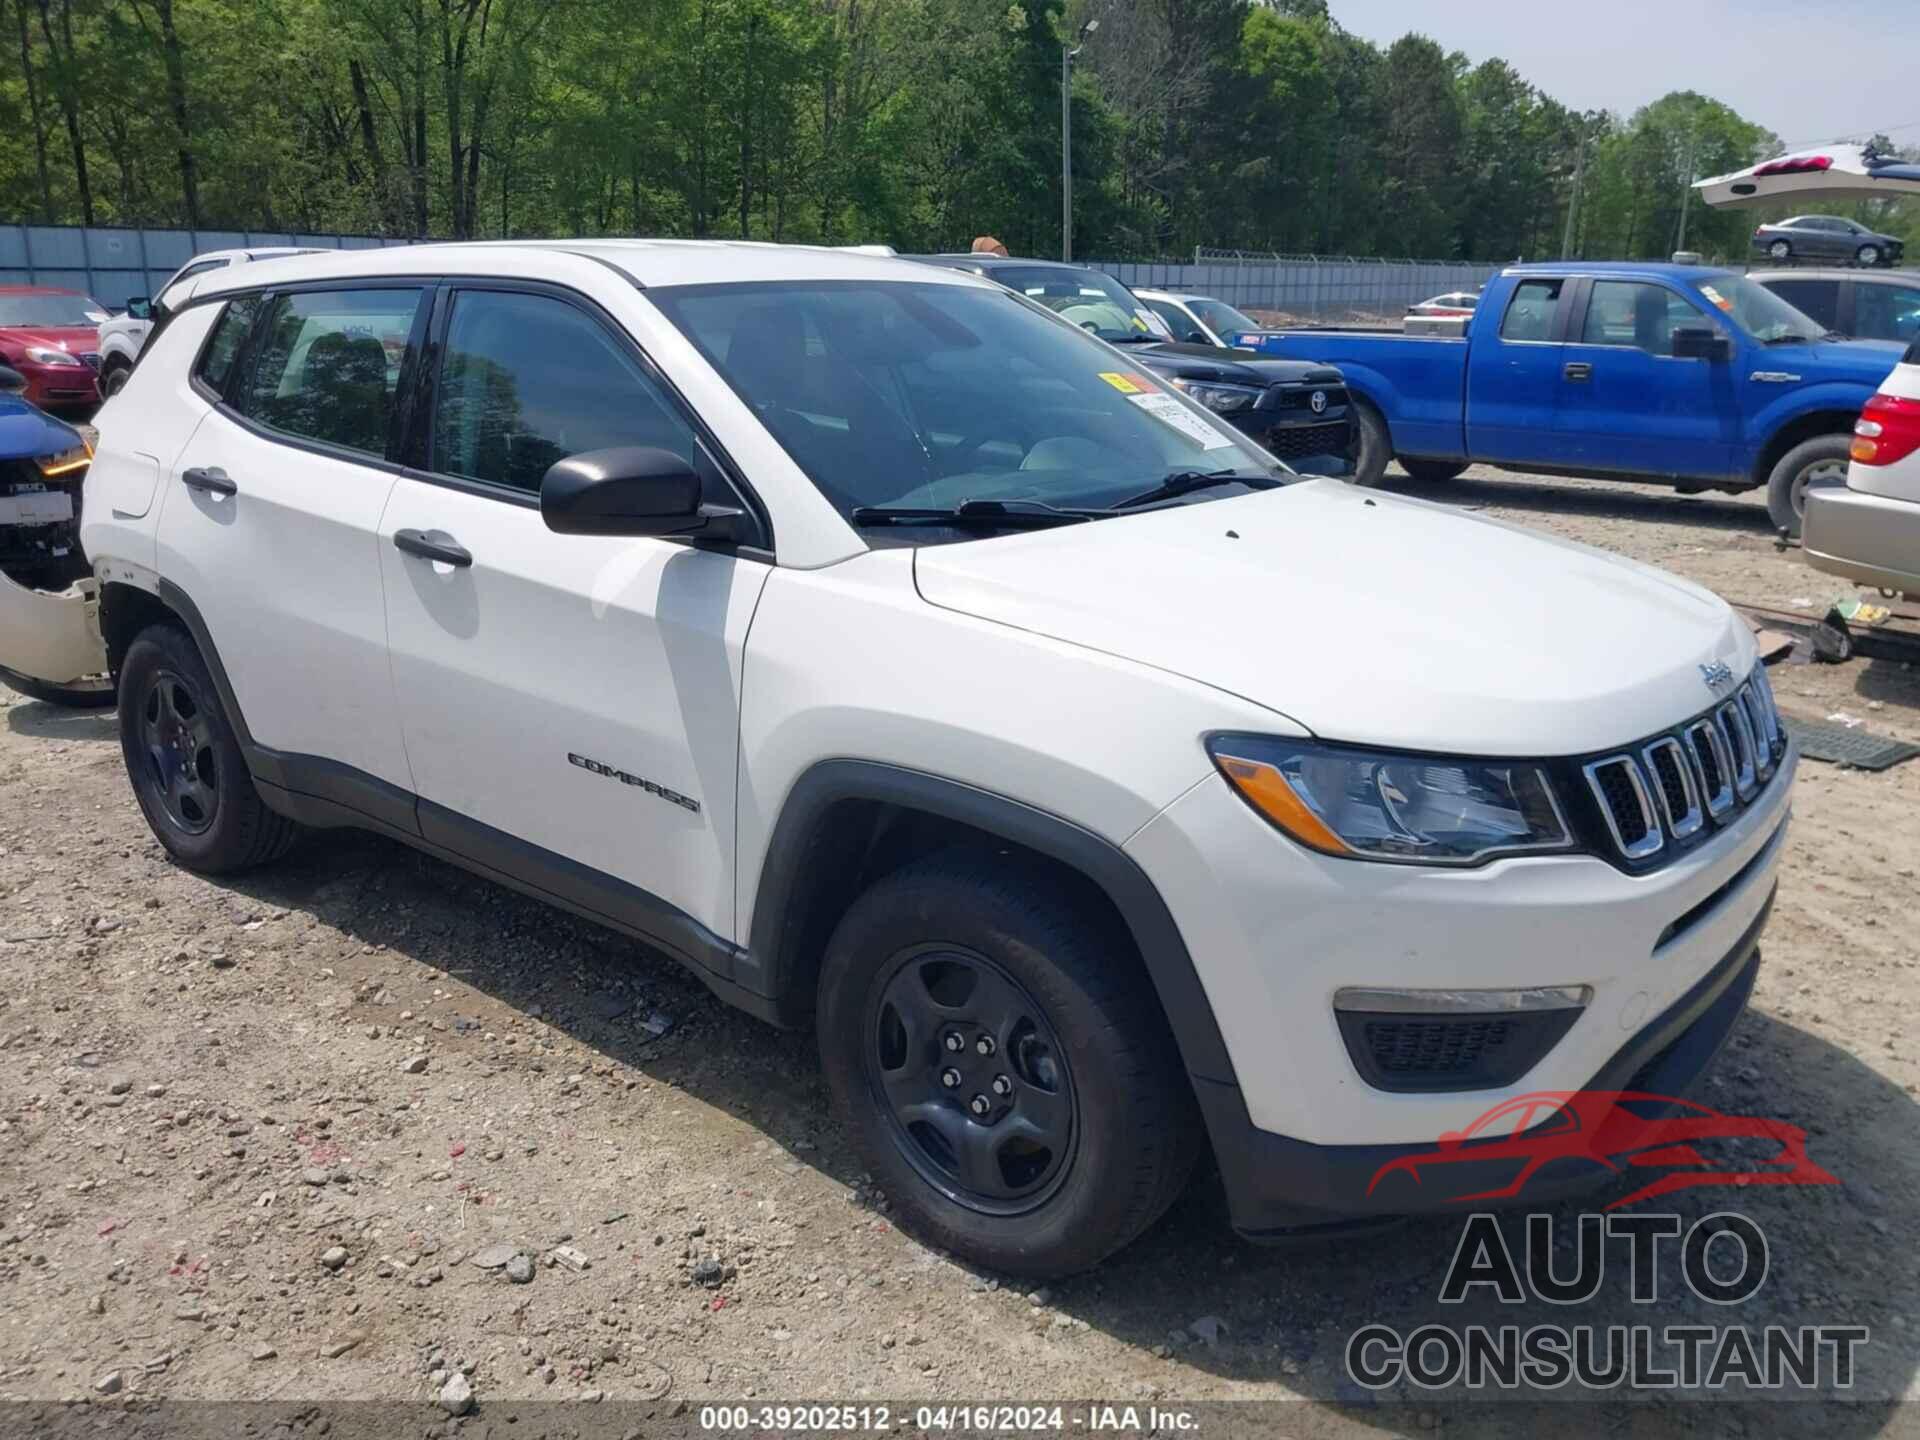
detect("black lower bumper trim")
[1205,886,1774,1239]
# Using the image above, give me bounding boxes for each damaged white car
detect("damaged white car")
[0,364,110,707]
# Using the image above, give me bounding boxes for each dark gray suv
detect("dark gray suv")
[1751,215,1904,268]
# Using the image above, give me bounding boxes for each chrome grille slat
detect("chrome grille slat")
[1738,683,1774,779]
[1718,701,1759,799]
[1582,756,1664,859]
[1642,737,1704,838]
[1686,718,1736,817]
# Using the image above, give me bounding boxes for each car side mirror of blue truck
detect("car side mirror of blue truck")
[1672,324,1732,361]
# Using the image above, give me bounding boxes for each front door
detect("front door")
[153,283,426,804]
[378,284,769,946]
[1551,279,1738,481]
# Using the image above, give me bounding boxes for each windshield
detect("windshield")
[1693,273,1823,343]
[648,280,1286,538]
[974,266,1163,343]
[0,293,109,328]
[1189,298,1261,337]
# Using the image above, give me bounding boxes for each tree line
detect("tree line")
[3,0,1915,264]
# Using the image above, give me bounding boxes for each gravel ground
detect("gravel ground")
[1,464,1917,1437]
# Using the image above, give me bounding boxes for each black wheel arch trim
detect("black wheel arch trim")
[747,759,1240,1086]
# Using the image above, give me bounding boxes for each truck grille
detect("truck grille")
[1578,670,1786,867]
[1264,420,1350,461]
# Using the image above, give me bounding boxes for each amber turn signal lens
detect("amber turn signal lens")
[1213,751,1351,856]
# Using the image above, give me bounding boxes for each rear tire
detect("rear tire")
[1347,398,1391,487]
[117,623,299,874]
[1399,458,1467,484]
[0,666,115,708]
[816,850,1201,1278]
[1768,240,1791,261]
[1766,434,1852,539]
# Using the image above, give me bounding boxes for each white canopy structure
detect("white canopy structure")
[1695,143,1920,210]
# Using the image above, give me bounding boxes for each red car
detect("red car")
[0,285,109,411]
[1367,1090,1837,1210]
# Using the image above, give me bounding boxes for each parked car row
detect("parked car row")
[0,238,1797,1278]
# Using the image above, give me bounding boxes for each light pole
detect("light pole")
[1062,17,1097,262]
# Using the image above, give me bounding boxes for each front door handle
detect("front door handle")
[1563,362,1593,383]
[393,528,473,568]
[181,466,237,497]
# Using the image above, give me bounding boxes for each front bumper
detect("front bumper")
[19,362,99,410]
[1126,739,1793,1230]
[1804,484,1920,594]
[0,570,105,684]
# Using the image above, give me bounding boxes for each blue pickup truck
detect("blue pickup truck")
[1233,262,1907,535]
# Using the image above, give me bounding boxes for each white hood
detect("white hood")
[912,481,1754,756]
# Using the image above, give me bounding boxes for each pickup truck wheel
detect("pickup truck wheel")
[118,623,299,873]
[1767,240,1791,261]
[1399,458,1466,484]
[98,358,132,397]
[816,850,1200,1278]
[1348,398,1391,487]
[1766,434,1852,538]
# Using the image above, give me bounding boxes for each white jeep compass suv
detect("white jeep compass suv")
[83,242,1795,1276]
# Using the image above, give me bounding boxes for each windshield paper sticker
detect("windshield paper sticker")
[1699,284,1733,312]
[1128,392,1235,449]
[1098,371,1149,394]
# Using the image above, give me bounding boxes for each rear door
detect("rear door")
[377,281,770,946]
[153,282,427,813]
[1462,276,1575,465]
[1550,278,1737,479]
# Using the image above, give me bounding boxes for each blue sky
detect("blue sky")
[1331,0,1918,150]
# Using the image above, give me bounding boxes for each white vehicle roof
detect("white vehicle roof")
[1696,143,1920,209]
[1133,288,1214,306]
[192,239,997,298]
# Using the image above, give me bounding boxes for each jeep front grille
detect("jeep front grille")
[1579,675,1786,868]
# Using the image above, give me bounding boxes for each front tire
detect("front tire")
[1856,244,1882,268]
[1347,398,1391,487]
[0,666,115,708]
[1766,434,1852,539]
[118,623,299,873]
[1399,458,1467,484]
[99,358,132,397]
[816,851,1200,1278]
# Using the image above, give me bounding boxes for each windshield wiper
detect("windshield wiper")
[1111,468,1282,510]
[1762,332,1819,346]
[849,498,1100,530]
[1104,333,1164,345]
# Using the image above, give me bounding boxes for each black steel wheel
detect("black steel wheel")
[137,666,220,834]
[118,622,299,873]
[867,944,1077,1215]
[817,849,1201,1277]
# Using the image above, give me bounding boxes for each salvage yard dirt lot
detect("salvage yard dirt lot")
[2,467,1918,1437]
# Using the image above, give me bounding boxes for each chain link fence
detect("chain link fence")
[0,224,411,307]
[1094,249,1507,323]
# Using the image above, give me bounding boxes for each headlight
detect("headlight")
[1209,735,1573,866]
[1169,378,1261,414]
[35,440,92,477]
[22,345,86,368]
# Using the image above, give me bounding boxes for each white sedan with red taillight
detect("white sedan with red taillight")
[1804,340,1920,595]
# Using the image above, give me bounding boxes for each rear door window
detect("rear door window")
[241,288,425,458]
[1499,279,1564,342]
[1854,282,1920,345]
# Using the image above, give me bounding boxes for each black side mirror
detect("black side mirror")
[540,446,747,541]
[1671,324,1731,361]
[0,366,26,396]
[125,297,152,321]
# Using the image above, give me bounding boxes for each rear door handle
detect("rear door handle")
[1563,362,1593,383]
[393,528,473,568]
[181,466,237,497]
